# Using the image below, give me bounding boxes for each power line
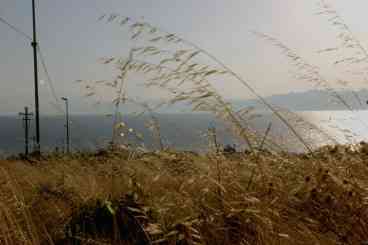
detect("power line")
[0,13,65,115]
[0,12,102,152]
[37,44,108,152]
[37,45,65,114]
[0,15,32,41]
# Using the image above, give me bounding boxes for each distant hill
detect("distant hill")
[152,88,368,112]
[26,88,368,115]
[231,89,368,111]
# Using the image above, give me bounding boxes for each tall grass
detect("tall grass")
[4,3,366,244]
[1,146,368,244]
[254,0,368,142]
[97,2,368,152]
[87,14,330,153]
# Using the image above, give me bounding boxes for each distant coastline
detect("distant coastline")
[231,88,368,111]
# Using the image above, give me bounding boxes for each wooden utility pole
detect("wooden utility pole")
[19,107,33,155]
[61,97,70,153]
[31,0,41,153]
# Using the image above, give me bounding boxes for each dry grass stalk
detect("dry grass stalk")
[0,147,368,244]
[91,15,320,153]
[253,31,355,111]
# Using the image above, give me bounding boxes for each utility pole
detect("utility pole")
[19,107,33,155]
[61,97,70,153]
[32,0,41,153]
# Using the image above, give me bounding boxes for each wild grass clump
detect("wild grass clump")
[0,146,368,244]
[80,14,334,154]
[9,2,368,244]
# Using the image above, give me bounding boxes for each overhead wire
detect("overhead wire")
[0,15,32,41]
[37,45,65,114]
[0,12,64,115]
[0,14,115,151]
[0,14,87,150]
[37,44,107,151]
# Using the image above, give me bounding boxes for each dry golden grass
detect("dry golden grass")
[56,4,368,244]
[0,146,368,244]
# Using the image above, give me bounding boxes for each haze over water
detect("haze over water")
[302,110,368,145]
[1,110,368,156]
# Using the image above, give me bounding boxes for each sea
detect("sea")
[1,111,368,156]
[0,113,234,156]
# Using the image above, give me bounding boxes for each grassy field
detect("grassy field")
[3,0,368,244]
[1,145,368,245]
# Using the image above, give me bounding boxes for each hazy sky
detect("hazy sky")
[1,0,368,114]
